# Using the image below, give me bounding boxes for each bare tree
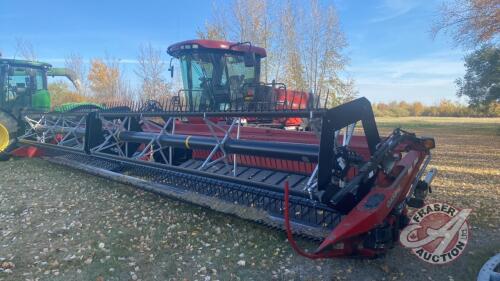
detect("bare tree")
[235,0,273,82]
[197,2,229,40]
[198,0,273,82]
[197,0,352,103]
[15,38,37,61]
[197,24,228,41]
[432,0,500,48]
[279,0,306,90]
[328,77,358,106]
[301,0,348,96]
[65,53,89,96]
[135,43,171,101]
[109,56,134,101]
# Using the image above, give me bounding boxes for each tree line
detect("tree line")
[12,39,172,107]
[52,43,172,107]
[373,100,499,118]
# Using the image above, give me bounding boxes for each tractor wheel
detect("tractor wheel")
[0,111,18,161]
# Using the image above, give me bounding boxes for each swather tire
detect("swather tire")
[0,111,18,161]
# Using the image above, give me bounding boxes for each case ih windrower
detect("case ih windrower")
[2,40,437,258]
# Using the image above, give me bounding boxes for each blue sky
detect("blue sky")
[0,0,467,104]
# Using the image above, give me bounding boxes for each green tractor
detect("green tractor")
[0,56,85,160]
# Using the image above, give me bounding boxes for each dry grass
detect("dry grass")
[377,117,500,228]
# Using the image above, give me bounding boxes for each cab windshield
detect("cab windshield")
[179,51,259,111]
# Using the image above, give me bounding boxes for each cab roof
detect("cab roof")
[167,39,267,58]
[0,58,52,69]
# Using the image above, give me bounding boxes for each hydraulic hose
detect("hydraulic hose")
[284,181,338,259]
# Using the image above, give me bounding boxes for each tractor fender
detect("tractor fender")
[0,110,19,160]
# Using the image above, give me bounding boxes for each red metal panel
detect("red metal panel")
[316,150,425,254]
[11,146,43,158]
[168,39,267,57]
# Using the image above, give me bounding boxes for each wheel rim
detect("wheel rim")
[0,123,9,152]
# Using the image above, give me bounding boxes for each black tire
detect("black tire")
[0,111,18,161]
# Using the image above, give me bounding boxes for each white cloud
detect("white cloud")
[369,0,421,23]
[119,59,140,64]
[349,52,466,104]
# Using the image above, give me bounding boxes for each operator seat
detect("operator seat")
[15,83,27,95]
[228,75,244,104]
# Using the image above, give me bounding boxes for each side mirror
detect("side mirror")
[244,53,256,67]
[168,58,174,78]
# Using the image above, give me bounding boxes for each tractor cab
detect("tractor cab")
[167,40,275,112]
[0,58,81,116]
[0,57,85,159]
[0,59,52,114]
